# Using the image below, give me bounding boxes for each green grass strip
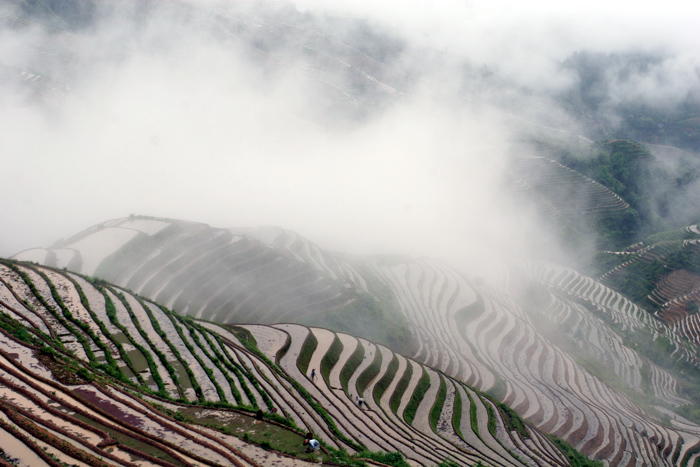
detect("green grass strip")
[232,331,363,450]
[95,285,145,385]
[68,275,126,379]
[429,375,447,431]
[373,354,399,403]
[452,385,463,439]
[485,398,496,436]
[494,400,529,439]
[340,341,364,394]
[297,329,318,376]
[546,434,604,467]
[390,361,413,415]
[6,262,94,362]
[110,288,174,398]
[137,299,193,401]
[192,326,245,406]
[214,337,259,409]
[173,316,225,403]
[356,349,382,396]
[467,390,479,435]
[404,368,430,425]
[320,334,343,387]
[354,451,411,467]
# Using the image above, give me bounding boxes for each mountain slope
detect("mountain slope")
[0,258,584,467]
[15,217,700,466]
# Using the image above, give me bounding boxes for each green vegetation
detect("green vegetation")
[466,391,479,436]
[228,325,258,352]
[111,290,178,399]
[297,330,318,376]
[320,334,343,386]
[390,361,413,414]
[0,258,603,467]
[356,349,382,396]
[485,400,496,436]
[226,326,362,450]
[307,291,417,356]
[493,400,529,439]
[321,447,415,467]
[194,329,245,405]
[429,375,447,431]
[0,310,42,347]
[373,354,399,403]
[137,299,195,400]
[598,234,700,310]
[526,133,700,261]
[13,264,99,364]
[150,304,202,400]
[436,460,461,467]
[452,386,463,439]
[404,368,430,425]
[74,277,138,384]
[561,50,700,152]
[340,342,365,393]
[353,451,411,467]
[171,317,225,402]
[437,460,489,467]
[177,406,302,454]
[99,288,147,385]
[547,434,604,467]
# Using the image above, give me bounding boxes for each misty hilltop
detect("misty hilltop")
[4,0,700,466]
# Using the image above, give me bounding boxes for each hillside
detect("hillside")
[14,217,415,356]
[595,224,700,348]
[0,258,587,467]
[15,216,700,466]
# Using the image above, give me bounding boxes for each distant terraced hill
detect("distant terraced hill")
[508,156,629,219]
[15,216,700,466]
[14,217,415,355]
[1,3,407,121]
[596,225,700,345]
[0,258,584,467]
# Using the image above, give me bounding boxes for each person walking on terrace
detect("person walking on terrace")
[310,368,316,381]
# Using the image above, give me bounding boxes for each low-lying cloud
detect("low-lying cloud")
[1,0,697,266]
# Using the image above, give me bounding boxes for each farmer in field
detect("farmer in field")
[357,396,365,408]
[303,438,320,452]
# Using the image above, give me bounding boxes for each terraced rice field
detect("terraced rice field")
[597,227,700,344]
[14,216,700,466]
[508,157,629,219]
[0,259,580,467]
[15,218,356,327]
[367,258,700,466]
